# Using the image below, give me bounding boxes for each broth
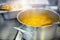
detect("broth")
[18,9,59,27]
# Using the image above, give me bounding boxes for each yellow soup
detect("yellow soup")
[18,9,59,27]
[1,5,22,11]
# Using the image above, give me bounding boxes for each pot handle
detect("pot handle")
[13,26,32,37]
[54,22,60,27]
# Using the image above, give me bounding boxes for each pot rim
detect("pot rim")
[17,8,60,27]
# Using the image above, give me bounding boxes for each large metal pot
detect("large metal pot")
[17,8,60,40]
[17,8,60,26]
[3,10,20,19]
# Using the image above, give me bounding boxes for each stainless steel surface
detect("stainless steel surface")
[15,31,22,40]
[0,0,7,4]
[17,24,59,40]
[3,11,20,19]
[56,26,60,38]
[17,8,60,27]
[0,11,8,13]
[17,8,60,40]
[16,25,60,40]
[58,0,60,15]
[48,0,58,6]
[0,16,20,40]
[14,27,32,37]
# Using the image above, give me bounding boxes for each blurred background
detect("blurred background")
[0,0,60,40]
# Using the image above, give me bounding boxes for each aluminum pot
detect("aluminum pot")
[3,10,20,19]
[17,8,60,40]
[17,8,60,26]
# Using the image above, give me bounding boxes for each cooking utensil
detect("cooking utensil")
[17,8,60,40]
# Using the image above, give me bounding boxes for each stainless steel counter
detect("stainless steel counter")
[0,15,20,40]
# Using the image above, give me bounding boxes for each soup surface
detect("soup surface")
[18,9,59,27]
[0,5,22,11]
